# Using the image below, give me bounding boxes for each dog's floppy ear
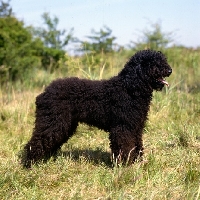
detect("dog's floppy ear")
[135,64,143,76]
[120,65,141,96]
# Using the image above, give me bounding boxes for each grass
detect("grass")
[0,48,200,199]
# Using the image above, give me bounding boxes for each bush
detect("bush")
[0,16,43,83]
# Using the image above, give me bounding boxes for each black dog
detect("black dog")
[21,50,172,168]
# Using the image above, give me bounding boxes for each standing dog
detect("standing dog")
[21,50,172,168]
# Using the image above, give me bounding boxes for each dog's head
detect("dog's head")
[129,50,172,91]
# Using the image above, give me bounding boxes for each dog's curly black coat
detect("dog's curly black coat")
[21,50,172,168]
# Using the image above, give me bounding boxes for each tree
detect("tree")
[81,26,117,54]
[0,17,43,83]
[132,22,174,50]
[33,12,75,72]
[0,1,44,83]
[0,0,12,17]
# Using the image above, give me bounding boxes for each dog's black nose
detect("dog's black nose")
[168,69,172,75]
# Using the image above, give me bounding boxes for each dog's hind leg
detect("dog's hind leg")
[21,117,78,168]
[21,97,78,168]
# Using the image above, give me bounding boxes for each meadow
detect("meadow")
[0,48,200,199]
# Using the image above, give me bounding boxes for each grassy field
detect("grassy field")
[0,48,200,199]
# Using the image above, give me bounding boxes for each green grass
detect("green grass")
[0,48,200,199]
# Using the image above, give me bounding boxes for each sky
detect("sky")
[10,0,200,49]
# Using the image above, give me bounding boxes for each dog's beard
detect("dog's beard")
[151,79,168,91]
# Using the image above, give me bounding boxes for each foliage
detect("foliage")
[80,26,117,74]
[0,4,76,84]
[0,16,43,83]
[132,22,174,51]
[32,12,75,72]
[81,26,117,54]
[0,0,12,17]
[40,12,75,49]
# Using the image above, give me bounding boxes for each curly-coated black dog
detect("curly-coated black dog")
[21,50,172,168]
